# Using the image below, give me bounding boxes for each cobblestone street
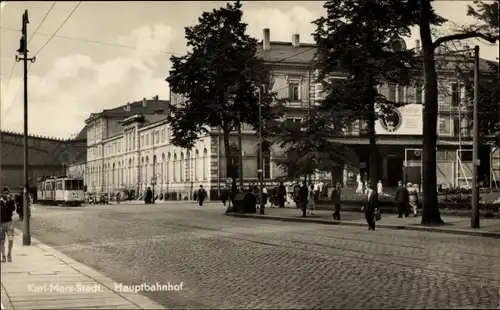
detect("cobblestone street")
[14,202,500,309]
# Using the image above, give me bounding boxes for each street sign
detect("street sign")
[226,177,233,184]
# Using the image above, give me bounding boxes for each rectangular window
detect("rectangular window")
[161,129,165,142]
[288,83,300,101]
[453,116,461,136]
[415,83,423,104]
[397,85,405,103]
[65,180,72,190]
[438,116,451,134]
[451,83,460,106]
[155,131,159,143]
[388,83,396,102]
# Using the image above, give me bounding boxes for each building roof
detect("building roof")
[85,98,169,124]
[257,41,316,64]
[256,41,497,74]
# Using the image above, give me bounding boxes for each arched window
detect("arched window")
[229,145,240,179]
[203,148,208,180]
[161,153,165,183]
[173,153,178,181]
[128,158,132,185]
[194,149,199,180]
[145,156,149,184]
[167,153,171,182]
[112,163,116,186]
[257,142,272,179]
[153,155,157,181]
[180,152,185,181]
[186,151,191,181]
[141,157,145,184]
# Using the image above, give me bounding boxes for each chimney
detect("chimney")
[126,102,131,111]
[142,98,147,107]
[153,95,159,101]
[263,28,270,51]
[292,34,300,47]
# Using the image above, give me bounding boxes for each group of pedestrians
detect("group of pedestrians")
[395,181,420,217]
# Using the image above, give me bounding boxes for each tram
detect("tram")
[36,176,85,206]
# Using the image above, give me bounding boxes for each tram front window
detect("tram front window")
[72,180,81,190]
[65,180,73,190]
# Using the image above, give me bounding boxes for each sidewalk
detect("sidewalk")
[1,230,165,310]
[226,207,500,239]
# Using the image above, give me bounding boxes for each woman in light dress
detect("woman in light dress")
[407,182,419,217]
[307,184,315,215]
[377,180,383,195]
[356,173,363,194]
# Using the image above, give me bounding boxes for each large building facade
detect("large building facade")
[75,28,499,199]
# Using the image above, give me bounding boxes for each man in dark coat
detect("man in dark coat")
[277,182,287,208]
[145,187,153,204]
[363,184,377,230]
[330,182,342,220]
[394,181,409,218]
[299,182,309,217]
[197,185,207,206]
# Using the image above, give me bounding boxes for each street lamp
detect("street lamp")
[151,176,157,204]
[257,85,267,215]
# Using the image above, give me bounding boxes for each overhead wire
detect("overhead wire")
[0,27,182,56]
[2,1,57,126]
[3,2,81,119]
[33,1,81,58]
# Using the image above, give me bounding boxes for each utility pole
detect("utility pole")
[471,45,480,229]
[15,10,36,246]
[258,86,264,215]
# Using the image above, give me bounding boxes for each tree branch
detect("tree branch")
[434,31,498,48]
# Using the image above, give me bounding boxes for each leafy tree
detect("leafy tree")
[418,0,498,224]
[312,0,424,189]
[272,108,353,184]
[166,1,278,203]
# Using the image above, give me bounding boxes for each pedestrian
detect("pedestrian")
[262,185,268,208]
[197,185,207,206]
[307,184,315,215]
[1,187,16,262]
[277,182,286,208]
[15,193,23,221]
[313,182,320,202]
[116,192,121,204]
[394,181,409,218]
[220,187,228,207]
[377,180,383,195]
[362,183,377,231]
[331,182,342,220]
[299,182,308,217]
[407,183,419,217]
[356,173,363,194]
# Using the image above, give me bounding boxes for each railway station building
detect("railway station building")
[75,28,500,199]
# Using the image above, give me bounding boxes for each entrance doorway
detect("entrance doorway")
[386,156,403,187]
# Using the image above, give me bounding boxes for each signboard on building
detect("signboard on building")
[375,104,423,135]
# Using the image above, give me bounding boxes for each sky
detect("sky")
[0,1,498,139]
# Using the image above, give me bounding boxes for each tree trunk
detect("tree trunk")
[419,0,444,225]
[237,116,244,189]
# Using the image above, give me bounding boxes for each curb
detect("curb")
[225,213,500,239]
[11,229,165,309]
